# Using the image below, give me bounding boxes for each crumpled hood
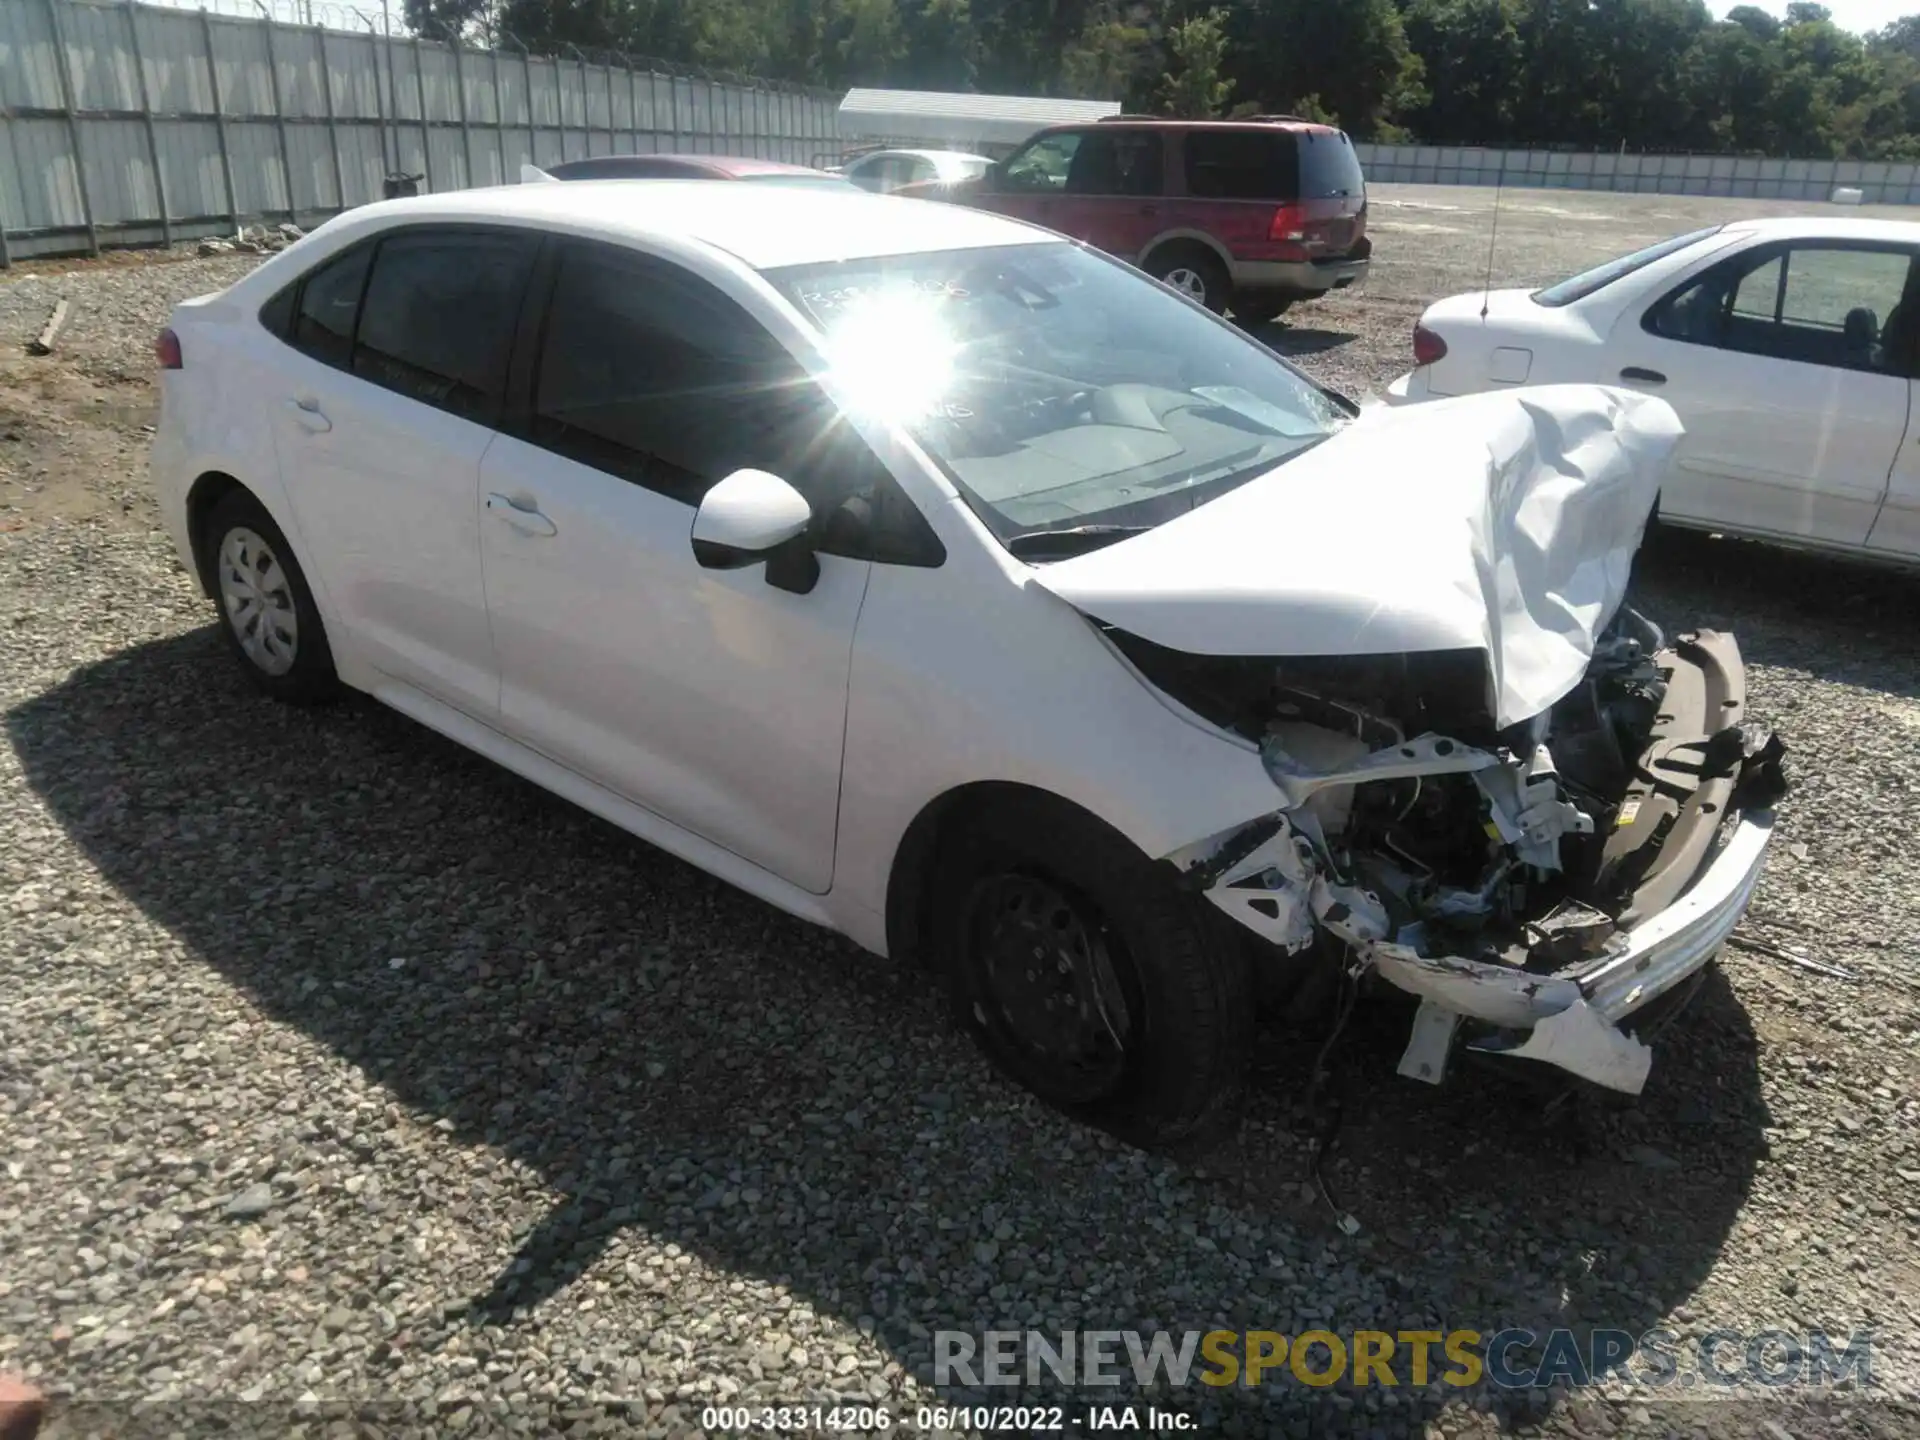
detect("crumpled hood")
[1032,383,1683,728]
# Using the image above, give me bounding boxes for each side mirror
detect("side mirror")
[690,468,819,594]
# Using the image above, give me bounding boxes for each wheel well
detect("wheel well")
[884,781,1126,969]
[1141,237,1227,277]
[184,471,246,598]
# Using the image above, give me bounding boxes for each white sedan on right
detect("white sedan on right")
[1387,216,1920,564]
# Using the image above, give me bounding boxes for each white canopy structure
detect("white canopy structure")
[836,88,1121,151]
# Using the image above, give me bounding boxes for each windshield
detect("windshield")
[1531,225,1724,308]
[765,242,1348,556]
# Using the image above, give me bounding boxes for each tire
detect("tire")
[929,793,1254,1152]
[199,487,341,704]
[1145,246,1230,314]
[1233,293,1295,324]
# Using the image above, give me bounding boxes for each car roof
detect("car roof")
[1716,215,1920,244]
[340,180,1059,270]
[552,153,833,178]
[1051,118,1344,137]
[851,148,992,164]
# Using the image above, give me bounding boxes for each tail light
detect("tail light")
[1267,203,1309,243]
[155,328,183,370]
[1413,323,1447,367]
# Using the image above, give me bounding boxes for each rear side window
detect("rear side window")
[351,229,539,423]
[291,245,372,368]
[1298,130,1364,199]
[1184,130,1299,200]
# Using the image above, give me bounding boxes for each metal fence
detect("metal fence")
[0,0,845,264]
[1353,143,1920,204]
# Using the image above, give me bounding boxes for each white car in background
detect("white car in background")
[837,147,994,193]
[149,183,1787,1147]
[1388,217,1920,564]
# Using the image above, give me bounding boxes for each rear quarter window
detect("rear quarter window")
[1183,130,1300,200]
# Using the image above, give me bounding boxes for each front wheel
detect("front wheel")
[930,794,1253,1152]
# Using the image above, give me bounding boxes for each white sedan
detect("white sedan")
[150,182,1788,1146]
[1388,216,1920,564]
[837,147,994,193]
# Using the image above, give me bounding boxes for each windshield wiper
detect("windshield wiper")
[1004,523,1155,559]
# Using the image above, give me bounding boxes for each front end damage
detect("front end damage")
[1153,614,1790,1094]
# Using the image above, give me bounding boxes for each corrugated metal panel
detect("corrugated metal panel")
[1,1,66,111]
[210,16,272,115]
[65,0,140,111]
[837,88,1119,145]
[138,6,214,113]
[157,118,226,217]
[275,25,325,118]
[419,44,456,123]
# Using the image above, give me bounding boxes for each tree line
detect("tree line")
[402,0,1920,160]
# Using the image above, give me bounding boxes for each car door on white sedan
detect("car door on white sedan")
[1612,240,1917,548]
[477,240,894,894]
[264,225,539,718]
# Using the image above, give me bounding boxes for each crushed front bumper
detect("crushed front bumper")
[1373,807,1774,1094]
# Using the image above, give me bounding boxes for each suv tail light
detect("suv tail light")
[155,328,183,370]
[1413,323,1447,367]
[1267,203,1309,242]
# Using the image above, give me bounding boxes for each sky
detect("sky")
[1716,0,1912,32]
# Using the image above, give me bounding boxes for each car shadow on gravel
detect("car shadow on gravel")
[9,625,1772,1427]
[1240,320,1355,359]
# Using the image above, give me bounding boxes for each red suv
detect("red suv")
[899,116,1370,321]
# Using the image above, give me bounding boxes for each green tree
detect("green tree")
[1156,7,1232,115]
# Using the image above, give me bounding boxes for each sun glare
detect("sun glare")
[820,286,960,425]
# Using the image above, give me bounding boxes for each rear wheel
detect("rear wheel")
[200,488,341,704]
[930,794,1253,1152]
[1146,246,1230,314]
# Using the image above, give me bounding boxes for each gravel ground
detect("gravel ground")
[3,190,1920,1439]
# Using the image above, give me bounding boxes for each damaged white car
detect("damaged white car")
[151,183,1788,1149]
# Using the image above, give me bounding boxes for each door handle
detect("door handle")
[286,397,331,433]
[486,492,557,538]
[1620,367,1667,385]
[1138,203,1157,216]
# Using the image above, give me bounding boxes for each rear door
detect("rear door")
[1614,239,1915,548]
[1052,128,1166,260]
[266,224,539,717]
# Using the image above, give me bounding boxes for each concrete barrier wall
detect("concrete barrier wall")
[0,0,843,263]
[1352,144,1920,204]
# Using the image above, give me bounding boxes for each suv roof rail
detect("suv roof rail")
[1097,113,1162,121]
[1247,113,1315,123]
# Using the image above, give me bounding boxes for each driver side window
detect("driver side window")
[525,241,942,564]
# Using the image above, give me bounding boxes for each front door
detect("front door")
[267,225,539,718]
[478,240,871,893]
[1617,239,1914,548]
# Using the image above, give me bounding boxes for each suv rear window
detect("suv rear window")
[1298,130,1363,199]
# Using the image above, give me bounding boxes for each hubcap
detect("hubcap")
[218,526,299,676]
[1163,266,1207,302]
[966,873,1133,1100]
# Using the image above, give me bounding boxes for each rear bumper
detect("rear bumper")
[1230,254,1370,297]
